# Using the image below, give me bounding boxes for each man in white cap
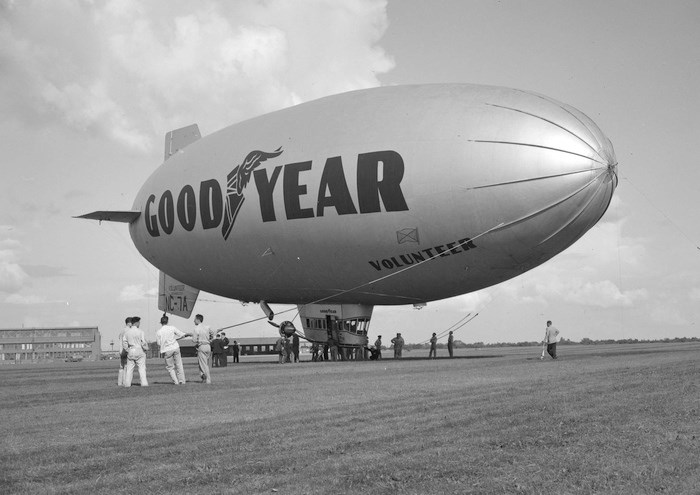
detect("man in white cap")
[117,316,131,386]
[544,320,561,360]
[192,314,214,384]
[122,316,148,387]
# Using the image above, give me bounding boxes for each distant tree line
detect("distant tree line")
[393,336,700,350]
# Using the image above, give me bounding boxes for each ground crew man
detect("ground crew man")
[429,332,437,358]
[117,316,131,386]
[544,320,561,359]
[220,332,229,367]
[192,314,214,383]
[211,333,223,367]
[122,316,148,387]
[232,340,240,363]
[155,315,188,385]
[374,335,382,359]
[447,331,454,358]
[391,333,404,358]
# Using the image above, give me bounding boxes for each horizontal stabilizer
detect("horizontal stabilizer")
[75,211,141,223]
[165,124,201,160]
[158,271,200,319]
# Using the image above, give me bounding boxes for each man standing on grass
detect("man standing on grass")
[447,331,454,358]
[429,332,438,358]
[211,333,223,368]
[292,333,300,363]
[220,332,229,367]
[391,333,404,358]
[232,340,240,363]
[156,315,188,385]
[117,317,131,386]
[192,314,214,384]
[122,316,148,387]
[374,335,382,359]
[544,320,560,360]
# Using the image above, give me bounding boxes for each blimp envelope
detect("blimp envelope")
[121,84,616,307]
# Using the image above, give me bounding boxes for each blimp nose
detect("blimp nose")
[467,93,620,254]
[532,111,618,247]
[603,140,619,189]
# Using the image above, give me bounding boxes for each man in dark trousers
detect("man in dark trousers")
[391,333,404,358]
[544,320,560,359]
[220,332,229,367]
[292,333,300,363]
[231,340,240,363]
[428,332,437,358]
[374,335,382,359]
[211,333,223,367]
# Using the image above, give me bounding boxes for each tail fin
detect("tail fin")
[164,124,201,161]
[158,271,200,319]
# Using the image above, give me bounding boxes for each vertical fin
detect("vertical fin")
[164,124,201,161]
[158,271,200,318]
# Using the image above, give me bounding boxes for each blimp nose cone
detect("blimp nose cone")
[526,103,618,248]
[602,139,618,189]
[467,89,619,257]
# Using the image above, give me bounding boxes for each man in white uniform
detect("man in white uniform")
[117,317,131,386]
[544,320,561,360]
[122,316,149,387]
[156,315,188,385]
[192,314,214,384]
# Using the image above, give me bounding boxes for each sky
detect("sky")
[1,0,699,349]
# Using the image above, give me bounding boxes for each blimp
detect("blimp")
[79,84,617,348]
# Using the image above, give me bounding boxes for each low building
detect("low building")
[235,337,281,356]
[0,327,101,362]
[178,336,281,358]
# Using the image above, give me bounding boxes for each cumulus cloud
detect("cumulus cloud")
[0,0,394,152]
[561,280,647,308]
[119,284,157,301]
[0,238,21,250]
[4,293,47,305]
[0,249,28,293]
[492,203,654,310]
[444,290,494,312]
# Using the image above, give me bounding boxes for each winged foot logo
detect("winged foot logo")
[143,148,409,239]
[222,148,283,240]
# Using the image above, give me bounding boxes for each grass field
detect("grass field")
[1,343,699,494]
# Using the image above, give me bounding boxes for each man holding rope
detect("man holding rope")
[543,320,560,360]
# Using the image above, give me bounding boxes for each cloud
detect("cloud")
[1,0,394,151]
[4,293,47,305]
[443,290,494,312]
[561,280,647,308]
[119,284,157,301]
[0,238,21,250]
[0,249,27,293]
[690,288,700,301]
[20,264,69,278]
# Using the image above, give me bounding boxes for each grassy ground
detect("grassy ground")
[0,344,698,494]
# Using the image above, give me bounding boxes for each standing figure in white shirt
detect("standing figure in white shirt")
[192,314,214,384]
[544,320,561,360]
[122,316,149,387]
[117,316,132,386]
[156,315,188,385]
